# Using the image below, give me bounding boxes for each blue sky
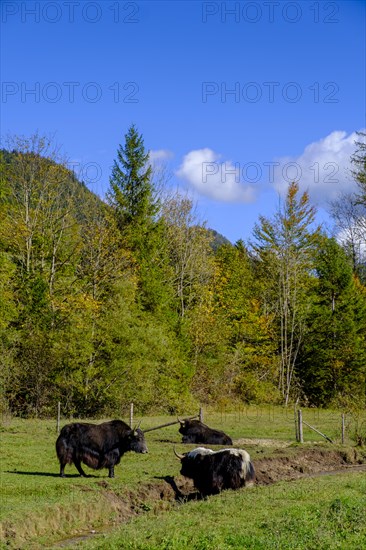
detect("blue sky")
[1,0,365,242]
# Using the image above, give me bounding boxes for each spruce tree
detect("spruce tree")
[108,124,155,247]
[299,237,366,406]
[108,125,177,315]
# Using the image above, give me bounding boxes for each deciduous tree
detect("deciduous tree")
[252,182,321,405]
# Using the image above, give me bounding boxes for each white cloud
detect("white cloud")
[272,130,362,205]
[149,149,173,162]
[176,148,256,203]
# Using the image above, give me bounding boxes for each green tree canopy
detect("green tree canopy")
[108,124,155,234]
[252,182,321,405]
[299,237,366,406]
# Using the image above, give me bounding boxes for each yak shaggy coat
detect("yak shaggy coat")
[56,420,147,478]
[178,419,233,445]
[179,447,255,496]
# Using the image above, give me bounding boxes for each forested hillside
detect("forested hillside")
[1,129,365,417]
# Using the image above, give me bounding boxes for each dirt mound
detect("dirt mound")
[235,438,291,448]
[254,448,366,485]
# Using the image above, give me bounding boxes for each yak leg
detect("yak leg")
[74,458,88,477]
[105,450,119,478]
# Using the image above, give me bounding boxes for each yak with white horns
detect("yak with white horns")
[174,446,255,496]
[56,420,147,478]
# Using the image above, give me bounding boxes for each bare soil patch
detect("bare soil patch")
[235,438,292,448]
[254,447,366,485]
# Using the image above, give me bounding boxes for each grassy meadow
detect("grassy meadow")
[0,407,365,549]
[81,473,366,550]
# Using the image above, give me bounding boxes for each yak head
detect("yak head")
[128,426,148,454]
[174,446,212,478]
[177,418,200,435]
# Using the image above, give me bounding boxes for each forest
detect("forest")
[0,127,365,417]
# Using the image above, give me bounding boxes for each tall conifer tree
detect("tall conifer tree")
[108,125,175,315]
[299,237,366,406]
[108,124,155,247]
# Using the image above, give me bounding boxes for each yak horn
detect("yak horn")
[177,417,184,424]
[133,420,142,434]
[173,446,184,460]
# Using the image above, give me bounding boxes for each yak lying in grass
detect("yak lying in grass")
[178,418,233,445]
[56,420,147,478]
[174,446,255,496]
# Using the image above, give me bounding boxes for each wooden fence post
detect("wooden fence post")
[298,409,303,443]
[199,407,203,423]
[294,405,299,442]
[56,401,61,434]
[130,402,134,428]
[342,413,345,444]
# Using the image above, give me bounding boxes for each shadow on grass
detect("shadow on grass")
[155,475,203,502]
[6,470,99,478]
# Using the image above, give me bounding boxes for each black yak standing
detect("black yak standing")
[56,420,148,478]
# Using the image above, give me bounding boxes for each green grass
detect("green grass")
[0,407,365,548]
[143,405,363,444]
[81,473,366,550]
